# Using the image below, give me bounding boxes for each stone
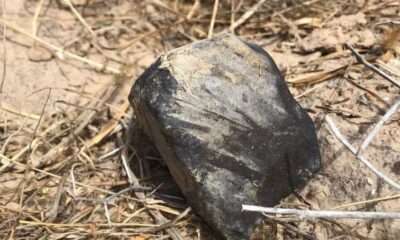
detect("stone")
[129,33,321,239]
[28,46,53,62]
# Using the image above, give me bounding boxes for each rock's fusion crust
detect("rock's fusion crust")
[129,33,321,239]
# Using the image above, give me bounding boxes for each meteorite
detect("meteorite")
[129,33,321,239]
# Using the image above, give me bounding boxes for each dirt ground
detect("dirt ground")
[1,0,400,239]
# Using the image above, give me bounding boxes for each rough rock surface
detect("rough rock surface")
[129,33,321,239]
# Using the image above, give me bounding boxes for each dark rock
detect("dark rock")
[129,33,321,239]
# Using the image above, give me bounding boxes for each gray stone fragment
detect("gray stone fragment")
[129,33,321,239]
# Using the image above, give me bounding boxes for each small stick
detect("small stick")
[16,88,52,210]
[0,119,27,156]
[32,0,45,36]
[149,0,185,18]
[230,0,235,29]
[103,202,111,226]
[242,205,400,219]
[121,122,184,240]
[62,0,97,39]
[0,0,6,93]
[374,20,400,27]
[229,0,266,32]
[0,154,140,202]
[71,171,151,202]
[0,18,120,74]
[142,207,192,233]
[325,115,400,190]
[19,220,158,228]
[0,104,41,120]
[264,215,316,240]
[116,19,185,51]
[277,13,304,49]
[103,184,152,202]
[84,100,130,148]
[346,78,390,108]
[278,222,315,240]
[332,193,400,210]
[345,43,400,88]
[295,82,327,99]
[30,88,51,150]
[73,86,116,136]
[98,146,123,161]
[208,0,219,38]
[61,0,120,62]
[0,205,41,222]
[46,174,67,222]
[358,99,400,153]
[186,0,200,20]
[121,146,136,185]
[70,168,77,196]
[274,0,321,16]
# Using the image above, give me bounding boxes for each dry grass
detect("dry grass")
[1,0,400,239]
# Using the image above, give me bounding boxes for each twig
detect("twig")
[374,20,400,27]
[264,215,316,240]
[32,0,45,36]
[186,0,200,20]
[230,0,235,29]
[0,104,41,120]
[332,193,400,210]
[70,168,77,196]
[0,120,66,172]
[121,122,184,240]
[208,0,219,38]
[287,65,347,84]
[325,115,400,190]
[62,0,97,39]
[377,59,400,78]
[295,82,327,99]
[345,43,400,88]
[16,88,52,210]
[0,154,140,202]
[242,205,400,219]
[19,220,158,228]
[317,105,377,120]
[103,202,111,226]
[0,119,27,156]
[149,0,185,18]
[121,146,136,185]
[358,99,400,153]
[142,207,192,233]
[0,18,121,74]
[30,88,51,150]
[84,99,129,148]
[0,206,41,222]
[0,0,6,93]
[346,78,390,108]
[229,0,266,32]
[274,0,321,16]
[72,167,151,226]
[46,174,67,222]
[98,146,123,161]
[75,86,117,135]
[278,222,315,240]
[319,8,338,28]
[277,13,304,49]
[40,86,117,170]
[116,19,185,51]
[103,184,151,202]
[61,0,121,63]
